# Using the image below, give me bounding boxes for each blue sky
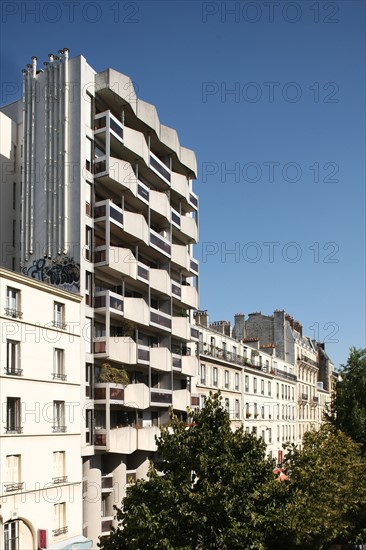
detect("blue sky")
[1,0,365,368]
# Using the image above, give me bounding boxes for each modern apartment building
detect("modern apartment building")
[0,267,86,549]
[1,49,199,547]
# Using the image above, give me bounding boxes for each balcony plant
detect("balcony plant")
[99,363,129,386]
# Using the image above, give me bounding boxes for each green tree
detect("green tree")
[99,392,276,550]
[327,347,366,454]
[267,425,366,549]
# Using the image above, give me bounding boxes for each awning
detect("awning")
[44,535,93,550]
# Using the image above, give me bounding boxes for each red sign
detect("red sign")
[38,529,47,549]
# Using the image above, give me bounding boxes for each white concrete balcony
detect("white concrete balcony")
[150,388,173,407]
[180,216,198,243]
[181,285,198,309]
[109,426,138,454]
[172,317,191,341]
[137,262,150,284]
[150,268,171,296]
[124,126,149,165]
[94,246,137,279]
[173,389,191,411]
[94,155,138,196]
[124,211,149,244]
[171,172,189,201]
[124,297,150,326]
[171,243,190,272]
[94,200,123,232]
[171,281,182,301]
[94,337,137,365]
[137,425,160,452]
[150,347,171,372]
[124,383,150,409]
[150,190,170,221]
[182,354,198,377]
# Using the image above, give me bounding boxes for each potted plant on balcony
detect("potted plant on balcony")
[99,363,129,386]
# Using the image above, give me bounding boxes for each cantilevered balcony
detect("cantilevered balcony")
[94,246,137,280]
[124,297,150,326]
[180,284,198,309]
[124,383,150,409]
[173,389,191,411]
[108,426,138,454]
[94,199,123,231]
[94,336,137,365]
[171,171,189,201]
[172,317,191,341]
[123,126,149,165]
[150,268,171,296]
[182,354,198,377]
[180,216,198,243]
[94,110,124,154]
[171,244,198,276]
[94,155,138,197]
[150,190,170,221]
[124,211,149,244]
[150,347,171,372]
[137,425,160,452]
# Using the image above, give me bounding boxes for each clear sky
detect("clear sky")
[1,0,365,368]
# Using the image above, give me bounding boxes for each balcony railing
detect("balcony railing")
[5,426,23,434]
[150,388,173,405]
[312,396,319,403]
[150,228,171,256]
[138,344,150,363]
[52,320,67,330]
[299,355,318,368]
[150,308,172,330]
[52,372,67,381]
[5,367,23,376]
[4,482,24,492]
[137,262,149,282]
[52,476,68,484]
[189,192,198,209]
[4,308,23,319]
[53,527,68,537]
[171,282,181,299]
[149,151,171,183]
[52,425,67,433]
[101,475,113,490]
[171,208,181,228]
[172,353,182,370]
[137,180,150,203]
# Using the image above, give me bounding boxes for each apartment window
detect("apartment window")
[85,363,93,399]
[5,287,22,318]
[85,271,92,306]
[253,377,257,394]
[4,522,19,550]
[6,340,22,376]
[13,182,16,210]
[266,359,269,371]
[235,372,239,391]
[6,398,22,433]
[53,502,67,536]
[53,349,66,381]
[232,346,237,359]
[292,387,294,401]
[200,364,206,385]
[261,429,266,442]
[261,379,264,395]
[12,220,16,247]
[53,401,66,433]
[268,428,272,443]
[53,302,66,329]
[245,375,249,392]
[276,382,279,398]
[53,451,67,483]
[86,317,93,354]
[277,425,280,442]
[281,384,284,399]
[85,226,92,261]
[200,394,206,408]
[235,399,240,419]
[268,381,271,396]
[213,367,218,387]
[224,370,229,389]
[5,455,22,492]
[86,181,92,216]
[224,398,230,414]
[261,406,265,418]
[85,136,92,172]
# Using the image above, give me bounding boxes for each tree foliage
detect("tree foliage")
[99,392,276,550]
[327,347,366,454]
[99,393,366,550]
[267,425,366,549]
